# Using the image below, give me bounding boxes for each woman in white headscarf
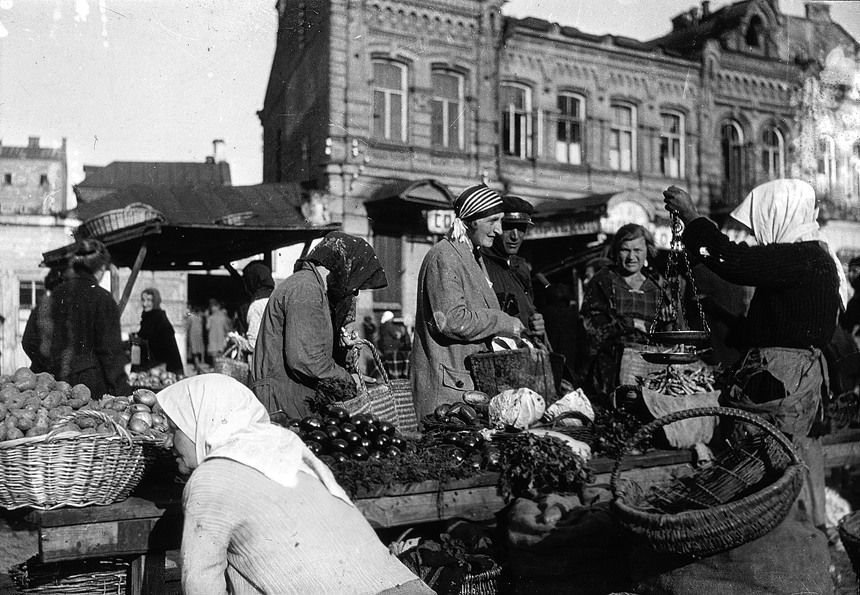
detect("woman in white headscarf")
[156,374,430,595]
[663,179,845,529]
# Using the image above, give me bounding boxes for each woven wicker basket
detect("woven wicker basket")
[213,356,251,386]
[10,556,129,594]
[0,410,152,510]
[468,348,555,398]
[610,406,803,558]
[838,511,860,578]
[77,202,164,238]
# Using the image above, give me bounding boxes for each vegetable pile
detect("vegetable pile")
[128,368,181,390]
[495,432,592,502]
[637,364,716,396]
[0,368,168,442]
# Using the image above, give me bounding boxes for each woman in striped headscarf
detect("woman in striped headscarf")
[410,184,525,418]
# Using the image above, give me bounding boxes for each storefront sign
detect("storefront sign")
[528,217,601,240]
[426,209,455,234]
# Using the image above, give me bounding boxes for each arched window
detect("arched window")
[371,60,408,142]
[610,102,636,172]
[761,125,785,179]
[660,111,685,178]
[556,93,585,164]
[745,15,763,48]
[501,83,532,158]
[721,120,745,198]
[431,70,465,150]
[852,141,860,199]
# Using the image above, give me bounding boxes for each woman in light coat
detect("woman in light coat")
[411,184,524,419]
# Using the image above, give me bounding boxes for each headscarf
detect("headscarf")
[380,310,395,325]
[156,374,351,505]
[243,261,275,301]
[448,184,505,243]
[296,232,388,331]
[731,178,849,308]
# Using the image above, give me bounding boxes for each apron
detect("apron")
[721,346,829,527]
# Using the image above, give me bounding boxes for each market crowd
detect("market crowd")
[18,177,860,593]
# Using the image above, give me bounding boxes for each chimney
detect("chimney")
[28,136,40,149]
[212,139,226,163]
[701,0,710,17]
[205,156,215,164]
[805,2,831,22]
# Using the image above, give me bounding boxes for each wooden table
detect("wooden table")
[16,432,860,595]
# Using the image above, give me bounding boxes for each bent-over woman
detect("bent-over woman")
[157,374,430,594]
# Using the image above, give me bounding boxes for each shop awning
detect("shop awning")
[365,178,454,235]
[46,183,339,313]
[525,193,612,240]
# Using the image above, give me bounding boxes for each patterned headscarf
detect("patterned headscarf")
[296,232,388,330]
[731,178,849,308]
[449,184,505,243]
[156,374,351,504]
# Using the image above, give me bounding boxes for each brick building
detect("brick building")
[259,0,860,322]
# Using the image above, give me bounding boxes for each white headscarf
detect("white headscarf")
[156,374,352,505]
[731,178,849,308]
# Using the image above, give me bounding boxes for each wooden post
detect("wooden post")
[118,242,148,315]
[300,238,314,258]
[110,265,121,302]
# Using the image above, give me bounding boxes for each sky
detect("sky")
[0,0,858,196]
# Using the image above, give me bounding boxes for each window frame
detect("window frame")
[371,59,408,143]
[760,124,785,179]
[430,69,465,151]
[818,136,837,191]
[659,110,685,179]
[720,119,745,189]
[500,82,533,159]
[609,102,637,172]
[555,92,586,165]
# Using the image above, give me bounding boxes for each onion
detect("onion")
[131,411,153,427]
[127,418,150,434]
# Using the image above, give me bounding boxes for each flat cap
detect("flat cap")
[502,195,534,224]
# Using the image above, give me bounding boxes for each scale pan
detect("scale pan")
[650,330,711,345]
[640,351,704,365]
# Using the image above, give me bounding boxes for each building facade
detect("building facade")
[0,137,68,214]
[259,0,860,322]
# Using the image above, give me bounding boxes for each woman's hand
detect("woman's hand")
[662,185,700,223]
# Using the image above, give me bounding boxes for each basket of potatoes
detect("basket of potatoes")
[0,368,169,510]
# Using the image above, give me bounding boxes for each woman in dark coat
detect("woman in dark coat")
[138,287,184,375]
[23,239,130,397]
[664,179,845,528]
[251,232,388,417]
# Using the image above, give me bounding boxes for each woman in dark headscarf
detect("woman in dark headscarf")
[242,261,275,346]
[251,232,387,417]
[137,287,184,375]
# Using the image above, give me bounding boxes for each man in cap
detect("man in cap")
[840,255,860,339]
[481,195,545,334]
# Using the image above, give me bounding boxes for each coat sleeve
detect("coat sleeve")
[94,292,131,396]
[156,313,184,374]
[682,217,820,289]
[282,284,353,386]
[22,304,48,372]
[181,472,231,595]
[423,251,519,342]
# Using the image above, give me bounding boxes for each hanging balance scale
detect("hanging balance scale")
[639,213,712,365]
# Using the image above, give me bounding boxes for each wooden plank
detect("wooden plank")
[824,440,860,469]
[40,519,161,562]
[118,241,148,314]
[28,495,179,528]
[356,485,504,528]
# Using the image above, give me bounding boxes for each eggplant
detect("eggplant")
[330,438,349,453]
[340,422,357,434]
[368,449,384,460]
[375,434,392,449]
[458,434,479,451]
[434,404,451,419]
[378,421,396,436]
[323,425,341,440]
[307,430,329,445]
[342,431,362,447]
[351,415,371,433]
[359,437,373,450]
[300,416,324,432]
[362,423,379,439]
[326,406,350,422]
[331,452,349,464]
[386,446,402,458]
[352,446,369,461]
[305,440,324,455]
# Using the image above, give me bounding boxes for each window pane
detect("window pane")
[613,105,631,126]
[431,100,444,146]
[447,102,461,149]
[433,72,459,99]
[662,113,680,135]
[501,85,525,109]
[372,90,386,138]
[390,94,403,141]
[19,282,31,308]
[374,62,403,90]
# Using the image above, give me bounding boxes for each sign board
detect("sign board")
[528,217,601,240]
[426,209,455,235]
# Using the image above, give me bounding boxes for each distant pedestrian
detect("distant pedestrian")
[185,304,205,373]
[205,300,232,362]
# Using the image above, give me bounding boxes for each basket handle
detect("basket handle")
[609,406,800,498]
[350,338,390,387]
[48,409,135,447]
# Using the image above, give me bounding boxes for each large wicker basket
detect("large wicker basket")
[0,410,152,510]
[9,556,129,594]
[77,202,164,239]
[610,406,803,558]
[467,347,556,399]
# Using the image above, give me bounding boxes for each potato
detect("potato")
[54,422,81,434]
[70,384,92,400]
[15,411,35,431]
[42,391,65,410]
[23,396,42,411]
[76,416,97,429]
[12,368,36,391]
[67,398,86,410]
[47,405,73,421]
[0,404,7,421]
[25,426,49,438]
[34,372,55,388]
[80,427,96,435]
[54,381,71,395]
[5,415,18,429]
[0,386,19,403]
[6,427,24,440]
[100,397,115,410]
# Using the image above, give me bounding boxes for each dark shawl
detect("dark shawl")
[138,309,184,374]
[296,232,388,331]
